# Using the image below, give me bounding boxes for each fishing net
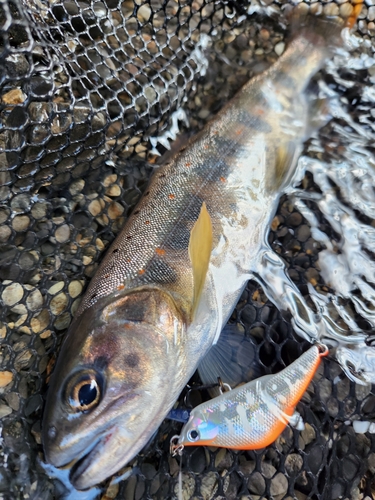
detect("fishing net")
[0,0,375,498]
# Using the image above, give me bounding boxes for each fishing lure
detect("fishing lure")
[171,344,328,453]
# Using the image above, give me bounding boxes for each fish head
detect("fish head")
[178,407,220,447]
[43,287,184,490]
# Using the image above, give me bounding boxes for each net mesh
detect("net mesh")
[0,0,375,499]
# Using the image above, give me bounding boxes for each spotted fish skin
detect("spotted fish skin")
[178,345,328,449]
[43,15,344,491]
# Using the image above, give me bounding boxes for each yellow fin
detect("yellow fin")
[188,202,213,317]
[272,142,296,191]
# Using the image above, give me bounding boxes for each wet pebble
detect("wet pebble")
[14,349,34,371]
[0,225,11,242]
[26,289,43,311]
[69,179,85,195]
[215,448,233,470]
[88,198,105,217]
[274,42,285,56]
[31,201,48,219]
[270,472,288,497]
[68,280,84,298]
[240,304,256,325]
[301,423,316,447]
[108,201,124,219]
[168,456,179,476]
[247,470,265,495]
[137,4,151,22]
[106,185,121,197]
[0,371,13,388]
[0,403,12,418]
[48,282,64,295]
[2,282,24,306]
[368,453,375,474]
[2,88,26,104]
[285,453,303,475]
[50,292,68,315]
[12,215,30,232]
[174,473,195,500]
[101,482,119,500]
[54,312,71,330]
[200,471,219,499]
[55,224,70,243]
[296,224,310,242]
[31,309,50,333]
[103,174,117,187]
[5,392,20,411]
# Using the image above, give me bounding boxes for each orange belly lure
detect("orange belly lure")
[172,344,328,453]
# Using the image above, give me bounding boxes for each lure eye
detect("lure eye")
[187,429,200,442]
[65,370,103,412]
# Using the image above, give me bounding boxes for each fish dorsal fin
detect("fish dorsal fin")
[188,202,213,318]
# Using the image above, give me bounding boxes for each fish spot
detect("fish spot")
[125,353,140,368]
[144,191,150,196]
[145,220,150,225]
[90,293,97,301]
[133,210,140,215]
[117,284,125,290]
[94,356,109,371]
[168,193,175,200]
[185,162,192,167]
[112,248,119,253]
[138,269,145,275]
[220,177,226,183]
[159,173,166,178]
[126,235,132,240]
[155,247,165,256]
[48,426,57,439]
[203,144,209,149]
[104,274,110,279]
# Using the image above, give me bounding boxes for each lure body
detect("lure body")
[43,15,345,490]
[177,345,328,449]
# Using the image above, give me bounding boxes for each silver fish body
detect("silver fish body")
[43,17,341,490]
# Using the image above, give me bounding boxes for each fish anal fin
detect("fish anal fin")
[198,324,261,398]
[188,202,213,318]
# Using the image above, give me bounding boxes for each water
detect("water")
[255,30,375,385]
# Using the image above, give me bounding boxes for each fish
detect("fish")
[173,344,329,451]
[42,7,361,491]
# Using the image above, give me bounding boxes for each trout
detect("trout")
[42,10,360,490]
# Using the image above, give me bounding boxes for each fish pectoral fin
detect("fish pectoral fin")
[273,142,298,191]
[198,324,262,398]
[188,201,213,318]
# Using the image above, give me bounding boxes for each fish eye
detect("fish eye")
[65,370,103,413]
[187,429,200,442]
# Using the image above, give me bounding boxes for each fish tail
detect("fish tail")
[346,0,364,30]
[288,0,364,49]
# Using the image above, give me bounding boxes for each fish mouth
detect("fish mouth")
[69,428,116,490]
